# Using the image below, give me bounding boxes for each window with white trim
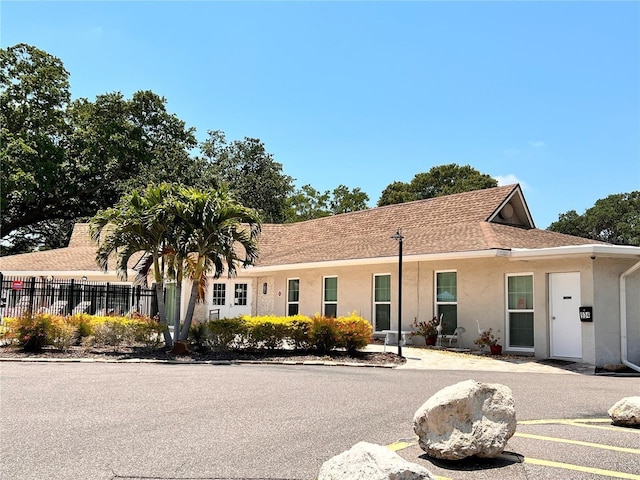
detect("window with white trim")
[323,276,338,318]
[373,274,391,331]
[506,274,534,349]
[436,271,457,335]
[212,283,226,305]
[287,278,300,316]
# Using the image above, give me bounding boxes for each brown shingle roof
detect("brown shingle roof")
[0,185,603,273]
[254,185,599,266]
[0,224,141,273]
[0,244,100,272]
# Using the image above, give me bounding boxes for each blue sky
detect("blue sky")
[2,1,639,228]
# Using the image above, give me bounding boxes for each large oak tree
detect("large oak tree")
[1,44,197,253]
[548,191,640,246]
[377,164,497,206]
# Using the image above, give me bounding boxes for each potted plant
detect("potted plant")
[412,317,440,346]
[474,328,502,355]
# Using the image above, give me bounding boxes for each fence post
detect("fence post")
[28,277,36,314]
[105,283,110,314]
[68,279,75,315]
[135,285,141,313]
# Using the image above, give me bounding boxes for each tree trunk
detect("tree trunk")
[155,282,173,348]
[174,267,183,343]
[179,281,199,341]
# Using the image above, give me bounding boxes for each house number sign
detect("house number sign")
[579,306,593,322]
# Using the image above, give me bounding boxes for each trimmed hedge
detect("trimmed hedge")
[1,312,166,351]
[188,312,372,354]
[1,311,373,355]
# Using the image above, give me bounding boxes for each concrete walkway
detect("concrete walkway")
[365,344,596,375]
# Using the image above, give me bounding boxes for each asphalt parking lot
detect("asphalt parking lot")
[389,417,640,480]
[1,353,638,480]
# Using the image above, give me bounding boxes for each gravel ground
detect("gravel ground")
[0,342,406,366]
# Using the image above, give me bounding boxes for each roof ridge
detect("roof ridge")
[264,184,519,227]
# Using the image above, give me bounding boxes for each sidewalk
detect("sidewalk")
[365,344,595,375]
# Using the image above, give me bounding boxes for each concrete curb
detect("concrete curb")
[0,356,397,368]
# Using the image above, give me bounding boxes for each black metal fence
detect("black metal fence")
[0,274,158,319]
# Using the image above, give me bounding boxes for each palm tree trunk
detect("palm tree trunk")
[174,266,183,343]
[179,280,199,341]
[153,256,173,348]
[154,281,173,347]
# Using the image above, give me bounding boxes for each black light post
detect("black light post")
[391,228,404,357]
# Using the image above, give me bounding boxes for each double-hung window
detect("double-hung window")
[436,271,457,335]
[373,274,391,331]
[506,274,534,349]
[287,278,300,316]
[323,276,338,318]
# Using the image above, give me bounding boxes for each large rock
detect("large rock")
[318,441,435,480]
[608,396,640,427]
[413,379,516,460]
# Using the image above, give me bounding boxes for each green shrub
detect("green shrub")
[0,323,11,346]
[288,316,312,351]
[335,312,372,354]
[189,321,208,352]
[3,312,54,352]
[67,313,94,339]
[126,314,165,350]
[204,317,247,351]
[90,320,128,349]
[309,314,340,354]
[243,315,291,350]
[49,316,77,351]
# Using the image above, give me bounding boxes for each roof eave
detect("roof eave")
[510,244,640,260]
[0,269,137,278]
[243,249,512,275]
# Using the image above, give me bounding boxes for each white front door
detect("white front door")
[549,272,582,359]
[209,281,252,319]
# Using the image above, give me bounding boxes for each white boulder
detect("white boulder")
[413,379,516,460]
[317,441,435,480]
[608,396,640,427]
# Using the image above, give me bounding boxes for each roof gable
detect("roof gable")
[255,185,544,267]
[487,184,534,228]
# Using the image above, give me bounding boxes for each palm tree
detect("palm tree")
[170,187,261,340]
[89,183,177,347]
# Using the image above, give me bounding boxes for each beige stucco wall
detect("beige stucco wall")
[243,254,639,366]
[590,258,640,366]
[625,267,640,366]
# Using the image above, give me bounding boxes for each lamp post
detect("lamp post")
[391,228,404,357]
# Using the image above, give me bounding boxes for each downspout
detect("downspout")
[620,259,640,373]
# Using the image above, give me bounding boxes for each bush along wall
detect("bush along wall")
[0,311,374,355]
[188,312,373,354]
[1,312,165,352]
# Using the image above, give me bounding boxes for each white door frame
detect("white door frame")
[549,272,582,359]
[208,280,252,319]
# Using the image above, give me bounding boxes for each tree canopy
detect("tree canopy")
[1,44,198,253]
[377,164,498,206]
[199,130,294,224]
[1,45,286,254]
[285,184,370,222]
[0,43,376,254]
[548,191,640,246]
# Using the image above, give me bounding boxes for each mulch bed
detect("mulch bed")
[0,344,406,366]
